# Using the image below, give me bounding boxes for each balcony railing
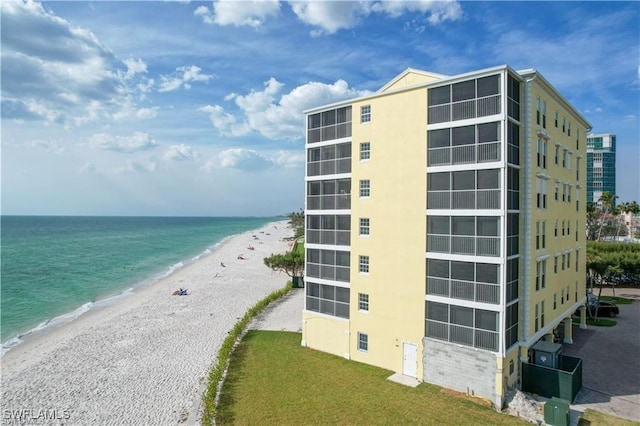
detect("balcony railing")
[426,320,498,352]
[427,277,500,304]
[428,189,500,210]
[427,234,500,257]
[428,95,501,124]
[307,194,351,210]
[307,157,351,176]
[428,142,501,166]
[306,229,350,246]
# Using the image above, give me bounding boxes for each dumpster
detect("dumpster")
[544,397,570,426]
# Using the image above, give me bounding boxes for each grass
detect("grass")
[585,318,617,327]
[216,331,526,425]
[578,408,640,426]
[599,296,634,304]
[200,281,292,425]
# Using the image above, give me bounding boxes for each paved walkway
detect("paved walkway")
[563,288,640,423]
[250,287,304,332]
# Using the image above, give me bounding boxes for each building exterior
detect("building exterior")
[303,66,591,408]
[586,133,616,205]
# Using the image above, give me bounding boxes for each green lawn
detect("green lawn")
[600,296,634,304]
[579,408,640,426]
[216,331,526,425]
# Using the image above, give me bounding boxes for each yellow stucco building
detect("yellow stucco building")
[303,66,591,408]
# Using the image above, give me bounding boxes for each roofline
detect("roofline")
[376,67,449,93]
[518,68,592,131]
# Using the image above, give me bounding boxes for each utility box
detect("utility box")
[533,341,563,369]
[544,397,570,426]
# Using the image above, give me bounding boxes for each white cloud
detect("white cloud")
[123,57,148,79]
[217,148,274,170]
[290,0,462,35]
[158,65,213,92]
[89,132,158,152]
[194,0,280,27]
[201,78,371,140]
[114,160,158,174]
[164,144,196,161]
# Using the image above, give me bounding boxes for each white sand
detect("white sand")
[1,221,294,425]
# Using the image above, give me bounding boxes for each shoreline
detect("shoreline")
[0,233,238,357]
[1,220,293,425]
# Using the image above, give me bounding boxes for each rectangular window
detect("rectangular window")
[360,142,370,160]
[359,255,370,273]
[555,145,559,165]
[542,221,546,248]
[555,220,558,237]
[535,304,539,332]
[359,179,370,198]
[541,301,545,327]
[357,332,368,351]
[554,293,557,310]
[554,111,558,128]
[536,221,540,249]
[554,256,558,274]
[359,218,370,236]
[567,252,571,269]
[358,293,369,311]
[360,105,371,123]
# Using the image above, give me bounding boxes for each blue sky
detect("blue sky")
[2,0,639,216]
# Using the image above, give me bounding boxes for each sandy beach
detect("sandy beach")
[1,220,293,425]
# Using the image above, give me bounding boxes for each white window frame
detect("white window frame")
[359,255,370,274]
[357,332,368,352]
[359,179,370,198]
[358,293,369,312]
[360,105,371,123]
[360,142,371,161]
[359,218,370,236]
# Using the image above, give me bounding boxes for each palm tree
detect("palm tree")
[597,191,619,241]
[615,202,630,238]
[627,201,640,238]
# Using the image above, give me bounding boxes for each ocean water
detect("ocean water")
[0,216,281,351]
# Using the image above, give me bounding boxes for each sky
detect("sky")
[1,0,639,217]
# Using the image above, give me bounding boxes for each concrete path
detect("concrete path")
[563,288,640,423]
[250,287,304,332]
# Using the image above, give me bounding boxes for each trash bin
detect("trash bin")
[292,276,304,288]
[544,397,570,426]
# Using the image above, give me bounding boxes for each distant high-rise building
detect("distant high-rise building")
[303,65,591,408]
[586,133,616,205]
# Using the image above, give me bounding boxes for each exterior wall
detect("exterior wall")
[348,87,429,376]
[303,65,590,411]
[302,312,350,358]
[522,78,588,350]
[423,337,499,407]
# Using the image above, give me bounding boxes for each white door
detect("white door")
[402,342,418,377]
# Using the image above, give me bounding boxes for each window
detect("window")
[554,220,558,237]
[357,332,368,351]
[555,145,559,165]
[359,255,369,273]
[534,304,539,332]
[359,180,370,198]
[358,293,369,311]
[542,221,546,248]
[561,288,565,304]
[541,301,545,327]
[554,111,558,128]
[554,256,558,274]
[536,177,547,209]
[359,218,370,236]
[536,138,547,168]
[562,149,567,168]
[536,221,540,249]
[554,293,557,310]
[567,252,571,269]
[360,105,371,123]
[360,142,371,160]
[562,118,566,133]
[536,260,546,291]
[554,183,559,201]
[562,254,566,271]
[562,220,565,236]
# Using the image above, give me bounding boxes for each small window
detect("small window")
[361,105,371,123]
[359,255,370,273]
[357,332,368,352]
[359,180,370,198]
[360,142,371,160]
[358,293,369,311]
[359,218,370,236]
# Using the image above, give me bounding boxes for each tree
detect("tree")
[597,192,618,241]
[263,250,304,279]
[286,209,304,240]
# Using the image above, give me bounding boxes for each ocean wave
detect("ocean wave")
[1,288,134,358]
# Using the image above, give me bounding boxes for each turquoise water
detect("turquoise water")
[0,216,281,347]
